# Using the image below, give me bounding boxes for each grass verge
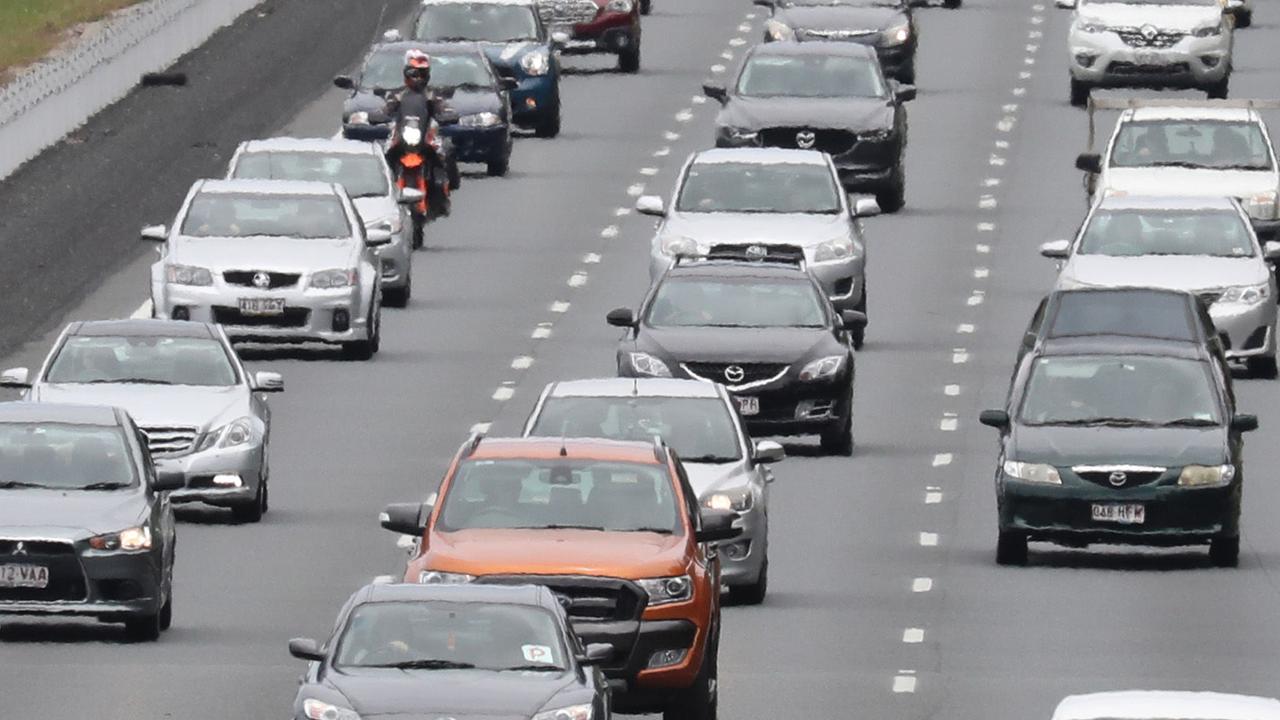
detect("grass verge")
[0,0,145,80]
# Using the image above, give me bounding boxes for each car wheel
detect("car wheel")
[342,308,381,361]
[384,271,412,308]
[851,286,867,350]
[487,151,510,177]
[124,602,165,642]
[447,155,461,191]
[996,530,1028,566]
[618,44,641,74]
[1235,9,1251,27]
[1210,535,1240,567]
[1247,355,1278,379]
[943,0,961,7]
[1205,75,1230,100]
[1069,78,1090,107]
[897,58,916,85]
[663,626,718,720]
[231,477,266,523]
[736,559,767,606]
[819,390,854,456]
[640,0,652,14]
[535,97,562,138]
[410,215,425,250]
[876,170,905,214]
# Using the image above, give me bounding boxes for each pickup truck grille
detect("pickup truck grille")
[1116,28,1184,48]
[478,575,646,622]
[538,0,599,26]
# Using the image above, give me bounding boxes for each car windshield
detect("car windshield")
[232,152,389,199]
[46,336,237,386]
[180,193,351,239]
[647,277,827,328]
[1110,120,1274,170]
[1078,209,1255,257]
[437,459,683,534]
[415,4,539,42]
[530,397,743,462]
[1082,0,1218,5]
[777,0,905,7]
[363,49,494,91]
[0,423,136,490]
[737,54,885,99]
[1047,291,1197,342]
[1019,355,1221,426]
[335,601,566,670]
[677,162,841,214]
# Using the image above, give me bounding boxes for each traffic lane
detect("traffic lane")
[0,1,769,718]
[921,4,1280,719]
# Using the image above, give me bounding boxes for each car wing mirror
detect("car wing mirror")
[753,439,785,464]
[577,643,612,666]
[606,307,637,327]
[1039,239,1070,259]
[399,187,425,205]
[841,310,868,330]
[382,28,403,43]
[979,409,1011,429]
[380,502,429,535]
[333,75,355,90]
[1232,414,1259,432]
[0,367,31,388]
[366,228,393,247]
[752,0,775,6]
[696,508,742,543]
[894,83,917,103]
[550,30,571,47]
[1055,0,1076,7]
[852,196,881,217]
[499,77,519,91]
[1263,241,1280,262]
[151,469,186,492]
[288,637,326,662]
[702,82,728,105]
[635,195,666,217]
[1075,152,1102,174]
[140,224,168,242]
[253,371,285,393]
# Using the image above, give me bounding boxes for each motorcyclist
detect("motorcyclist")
[374,49,444,168]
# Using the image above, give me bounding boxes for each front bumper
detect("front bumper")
[509,75,559,125]
[716,505,766,587]
[647,246,863,311]
[1208,297,1276,360]
[440,125,509,163]
[0,544,163,619]
[1068,30,1230,86]
[155,442,264,508]
[155,283,374,345]
[561,11,640,55]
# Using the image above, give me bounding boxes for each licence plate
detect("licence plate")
[1136,52,1163,66]
[1091,503,1145,525]
[238,298,286,316]
[0,563,48,589]
[736,396,759,416]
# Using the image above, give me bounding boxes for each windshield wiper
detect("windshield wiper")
[541,523,607,531]
[367,659,476,670]
[623,526,675,534]
[1040,417,1153,427]
[429,35,476,42]
[501,664,565,672]
[0,481,46,489]
[79,482,131,490]
[679,455,740,464]
[83,378,172,385]
[1144,160,1210,169]
[1156,418,1220,427]
[1211,163,1271,170]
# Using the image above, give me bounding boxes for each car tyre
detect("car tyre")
[877,169,905,214]
[996,530,1028,566]
[1235,9,1251,27]
[1247,355,1278,379]
[897,58,916,85]
[736,559,767,606]
[641,0,652,14]
[1210,535,1240,567]
[851,285,867,350]
[487,151,510,177]
[619,44,641,74]
[410,215,425,250]
[384,276,411,308]
[819,389,854,456]
[663,624,717,720]
[231,476,266,523]
[943,0,961,7]
[1206,75,1230,100]
[535,97,562,138]
[342,308,381,361]
[1069,78,1090,107]
[125,597,167,642]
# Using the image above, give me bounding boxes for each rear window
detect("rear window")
[1047,291,1196,342]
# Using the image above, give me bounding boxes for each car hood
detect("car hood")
[683,461,752,498]
[1077,3,1222,31]
[425,528,689,579]
[776,5,903,30]
[1102,167,1276,199]
[33,384,248,430]
[641,326,836,364]
[1060,254,1268,291]
[169,236,358,272]
[719,96,894,133]
[343,91,385,120]
[1010,425,1226,467]
[353,196,399,227]
[442,88,504,117]
[662,212,851,248]
[323,667,572,718]
[478,40,546,70]
[0,489,147,536]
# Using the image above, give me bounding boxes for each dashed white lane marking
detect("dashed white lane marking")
[615,207,631,216]
[995,139,1010,149]
[738,23,752,31]
[693,94,709,104]
[933,452,953,466]
[944,384,960,397]
[903,628,925,644]
[131,300,153,319]
[583,253,601,264]
[719,51,734,60]
[893,674,918,694]
[532,323,553,339]
[568,272,588,288]
[1019,70,1033,80]
[974,267,990,279]
[989,154,1006,166]
[550,301,570,313]
[664,131,680,141]
[511,356,534,370]
[912,577,934,593]
[926,489,943,504]
[940,414,958,432]
[493,386,515,401]
[996,117,1015,133]
[675,109,694,122]
[967,291,985,307]
[1029,29,1043,39]
[1023,56,1036,66]
[979,195,998,209]
[952,349,970,364]
[654,147,671,157]
[1002,103,1019,113]
[745,11,756,18]
[640,167,659,176]
[710,64,726,74]
[919,532,939,547]
[729,37,746,46]
[976,243,991,253]
[470,422,491,434]
[627,183,646,196]
[1011,87,1026,97]
[977,222,995,232]
[983,177,1001,187]
[601,225,619,239]
[1030,14,1044,24]
[957,323,975,334]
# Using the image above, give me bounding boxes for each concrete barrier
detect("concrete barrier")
[0,0,264,180]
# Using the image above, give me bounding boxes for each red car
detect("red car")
[538,0,643,73]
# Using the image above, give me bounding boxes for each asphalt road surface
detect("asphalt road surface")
[2,0,1280,718]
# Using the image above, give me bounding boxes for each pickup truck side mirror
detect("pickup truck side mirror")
[140,224,168,242]
[607,307,637,327]
[1076,152,1102,174]
[380,502,429,535]
[1055,0,1076,7]
[288,638,325,662]
[696,508,742,543]
[1039,239,1070,259]
[1232,414,1259,432]
[979,409,1011,429]
[702,82,728,105]
[635,195,666,217]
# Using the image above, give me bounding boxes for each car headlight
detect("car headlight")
[1246,191,1279,220]
[636,575,692,605]
[882,22,911,45]
[89,526,152,552]
[310,268,357,289]
[521,50,551,76]
[534,705,593,720]
[303,699,361,720]
[659,235,699,257]
[858,128,894,142]
[418,570,476,584]
[764,19,794,41]
[812,236,856,263]
[606,0,634,12]
[1178,464,1235,487]
[703,487,753,512]
[628,352,672,378]
[459,111,502,128]
[799,355,845,381]
[165,264,213,286]
[1193,24,1222,37]
[1002,461,1062,485]
[194,417,256,453]
[1220,283,1270,305]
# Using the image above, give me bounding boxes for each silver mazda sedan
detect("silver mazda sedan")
[1,319,282,523]
[143,179,388,359]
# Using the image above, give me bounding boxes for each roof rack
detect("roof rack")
[672,244,807,269]
[1084,96,1280,150]
[461,427,486,458]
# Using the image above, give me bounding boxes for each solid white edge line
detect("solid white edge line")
[130,300,152,319]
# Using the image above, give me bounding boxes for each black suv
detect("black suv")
[607,249,864,455]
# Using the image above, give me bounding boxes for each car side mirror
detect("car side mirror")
[702,82,728,105]
[253,371,285,393]
[1075,152,1102,174]
[753,439,785,464]
[140,224,168,242]
[1263,241,1280,262]
[841,310,868,330]
[288,637,326,662]
[499,77,519,91]
[1232,414,1259,432]
[333,75,355,90]
[635,195,666,217]
[577,643,612,666]
[0,367,31,388]
[979,409,1011,429]
[696,508,742,543]
[1055,0,1076,7]
[366,228,393,247]
[853,197,881,217]
[372,86,390,98]
[399,187,425,205]
[607,307,637,327]
[151,469,186,492]
[753,0,775,6]
[380,502,428,536]
[894,83,917,103]
[382,28,403,43]
[550,30,571,47]
[1039,239,1070,259]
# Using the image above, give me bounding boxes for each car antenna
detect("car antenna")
[631,378,639,397]
[559,435,568,457]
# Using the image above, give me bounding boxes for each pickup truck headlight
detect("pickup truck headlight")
[799,355,845,381]
[1002,461,1062,485]
[765,19,794,41]
[459,112,502,128]
[703,487,754,512]
[1178,464,1235,487]
[882,22,911,45]
[418,571,475,584]
[637,575,692,605]
[813,236,856,263]
[521,50,551,76]
[165,264,213,286]
[1192,23,1222,37]
[533,705,593,720]
[1220,283,1270,305]
[310,269,357,289]
[1246,191,1278,220]
[628,352,672,378]
[303,699,361,720]
[89,526,152,551]
[606,0,634,12]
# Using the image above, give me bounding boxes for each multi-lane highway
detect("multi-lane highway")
[1,0,1279,717]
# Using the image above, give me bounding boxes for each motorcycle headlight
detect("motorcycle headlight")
[799,355,845,381]
[194,417,256,453]
[418,570,476,584]
[533,704,593,720]
[1002,461,1062,485]
[1219,283,1270,305]
[812,236,856,263]
[764,19,794,41]
[703,487,754,512]
[1078,22,1108,33]
[660,235,699,257]
[606,0,634,12]
[636,575,692,605]
[882,22,911,45]
[165,264,213,286]
[1178,464,1235,487]
[1193,23,1222,37]
[459,111,502,128]
[401,125,423,146]
[628,352,673,378]
[303,699,361,720]
[521,50,551,76]
[89,526,152,552]
[310,268,357,289]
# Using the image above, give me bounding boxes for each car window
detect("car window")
[233,152,389,199]
[334,601,566,670]
[1018,355,1221,426]
[531,396,743,462]
[46,336,238,386]
[677,162,841,214]
[1078,209,1255,257]
[415,4,539,42]
[438,459,683,534]
[180,193,351,239]
[737,54,885,99]
[0,422,137,490]
[1110,120,1273,170]
[1047,292,1196,342]
[647,277,827,328]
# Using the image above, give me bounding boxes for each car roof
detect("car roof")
[690,147,829,166]
[1127,106,1257,122]
[0,402,119,426]
[238,137,378,156]
[67,319,219,339]
[1037,335,1207,360]
[355,582,556,609]
[1096,194,1240,211]
[473,437,665,464]
[1053,691,1280,720]
[546,378,722,399]
[422,0,535,6]
[196,179,340,196]
[748,40,877,60]
[667,260,813,281]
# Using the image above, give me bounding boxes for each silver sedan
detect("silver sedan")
[143,179,388,360]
